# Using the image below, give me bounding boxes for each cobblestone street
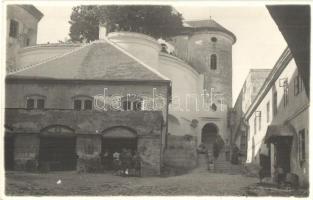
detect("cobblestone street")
[5,169,258,196]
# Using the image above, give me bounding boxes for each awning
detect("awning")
[264,124,295,143]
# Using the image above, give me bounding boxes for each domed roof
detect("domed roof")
[184,19,236,43]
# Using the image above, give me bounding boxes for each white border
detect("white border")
[1,1,312,200]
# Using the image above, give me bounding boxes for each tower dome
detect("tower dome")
[184,19,236,44]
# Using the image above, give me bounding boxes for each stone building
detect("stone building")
[5,37,171,176]
[231,69,271,157]
[5,5,237,173]
[243,47,309,187]
[6,5,43,71]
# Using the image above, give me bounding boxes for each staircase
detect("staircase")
[213,150,243,175]
[194,149,244,175]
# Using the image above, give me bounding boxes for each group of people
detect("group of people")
[102,149,141,177]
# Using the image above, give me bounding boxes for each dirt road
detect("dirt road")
[5,169,258,196]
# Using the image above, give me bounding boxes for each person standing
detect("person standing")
[133,151,141,177]
[224,139,230,161]
[113,151,121,175]
[213,139,220,160]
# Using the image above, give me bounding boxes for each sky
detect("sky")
[35,5,287,104]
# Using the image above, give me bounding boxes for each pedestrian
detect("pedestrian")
[224,139,230,161]
[132,151,141,177]
[119,149,127,176]
[113,151,121,175]
[124,149,132,176]
[213,139,220,160]
[102,150,109,170]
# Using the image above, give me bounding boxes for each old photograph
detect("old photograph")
[1,1,310,197]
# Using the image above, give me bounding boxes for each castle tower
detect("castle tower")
[171,19,236,108]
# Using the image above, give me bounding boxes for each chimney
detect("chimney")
[99,23,107,40]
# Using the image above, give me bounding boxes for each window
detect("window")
[133,101,142,111]
[26,95,45,109]
[74,100,82,110]
[211,37,217,42]
[273,91,277,116]
[299,129,306,163]
[210,54,217,70]
[294,74,303,96]
[73,96,93,110]
[9,19,19,38]
[258,112,262,131]
[254,116,257,134]
[266,102,270,123]
[84,100,92,110]
[26,99,35,109]
[283,80,289,107]
[122,101,131,111]
[24,38,30,46]
[37,99,45,109]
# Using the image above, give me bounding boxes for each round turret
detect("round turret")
[171,19,236,107]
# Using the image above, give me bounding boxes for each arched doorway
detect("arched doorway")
[101,126,137,169]
[39,125,77,171]
[201,123,223,153]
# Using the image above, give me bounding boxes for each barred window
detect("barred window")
[26,99,35,109]
[84,100,92,110]
[74,100,82,110]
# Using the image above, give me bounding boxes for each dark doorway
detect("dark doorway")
[101,127,138,170]
[201,123,219,152]
[39,137,77,171]
[102,138,137,153]
[5,136,14,170]
[275,137,292,173]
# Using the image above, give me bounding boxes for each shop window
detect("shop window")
[9,19,19,38]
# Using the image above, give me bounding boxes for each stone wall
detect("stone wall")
[164,135,197,169]
[6,109,165,176]
[14,133,39,171]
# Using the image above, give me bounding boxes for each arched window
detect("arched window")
[210,54,217,70]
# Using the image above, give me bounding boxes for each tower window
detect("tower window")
[210,54,217,70]
[211,37,217,42]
